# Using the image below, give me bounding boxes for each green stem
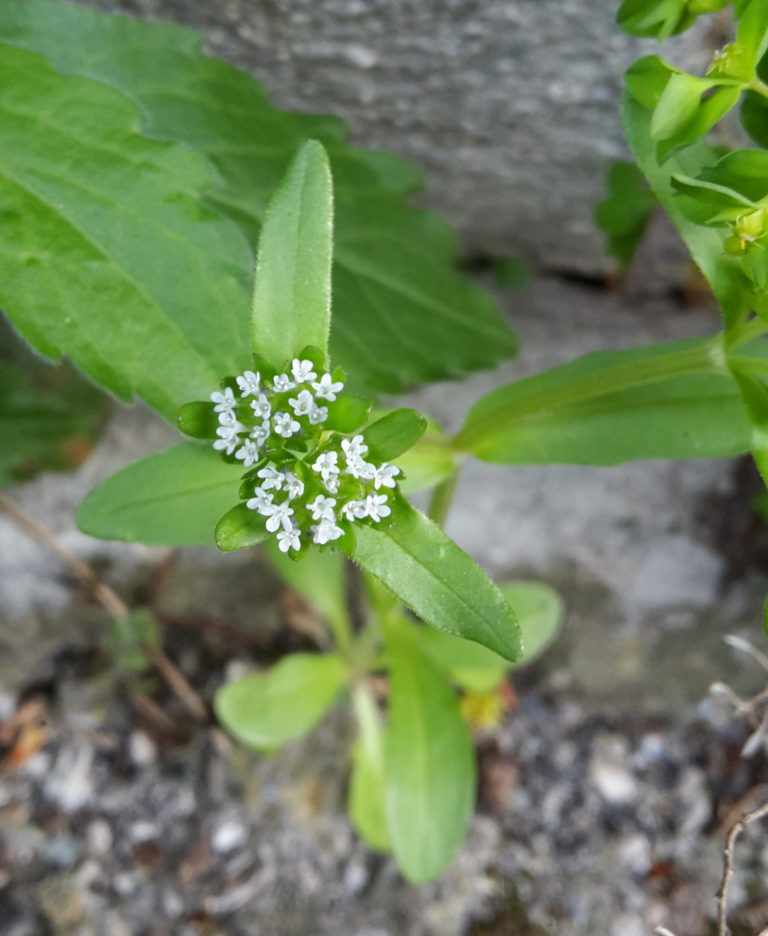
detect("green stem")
[453,341,721,451]
[728,354,768,378]
[748,76,768,102]
[726,316,768,350]
[427,468,460,529]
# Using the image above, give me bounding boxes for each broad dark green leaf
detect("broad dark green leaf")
[0,44,252,422]
[349,684,390,851]
[384,618,474,883]
[76,442,243,547]
[215,653,347,750]
[178,401,218,440]
[252,141,333,368]
[456,338,750,465]
[0,359,106,486]
[346,496,522,661]
[0,0,518,394]
[595,160,657,268]
[741,90,768,149]
[363,409,428,462]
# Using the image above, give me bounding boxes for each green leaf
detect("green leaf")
[215,653,347,750]
[617,0,698,39]
[178,401,218,440]
[324,394,372,433]
[492,257,531,291]
[595,160,657,268]
[251,141,333,368]
[394,417,457,495]
[456,338,751,465]
[415,581,563,692]
[363,409,428,462]
[215,503,269,552]
[0,358,106,487]
[623,91,751,326]
[736,0,768,69]
[349,684,390,851]
[651,73,713,141]
[625,56,678,109]
[346,496,522,661]
[76,442,243,547]
[741,90,768,148]
[0,43,251,422]
[0,0,518,394]
[384,617,475,883]
[104,609,161,675]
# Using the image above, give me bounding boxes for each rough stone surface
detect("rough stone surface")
[75,0,717,277]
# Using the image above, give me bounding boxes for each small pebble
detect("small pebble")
[211,818,247,854]
[128,731,156,768]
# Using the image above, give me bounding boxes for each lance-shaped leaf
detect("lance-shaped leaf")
[0,0,518,394]
[215,653,347,750]
[76,442,243,547]
[456,338,750,465]
[252,141,333,368]
[346,496,522,661]
[415,581,564,692]
[384,617,475,883]
[0,44,252,422]
[349,684,390,851]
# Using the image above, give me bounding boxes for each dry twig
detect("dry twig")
[0,491,207,721]
[716,800,768,936]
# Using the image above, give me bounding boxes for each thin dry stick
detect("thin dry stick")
[0,491,207,721]
[716,800,768,936]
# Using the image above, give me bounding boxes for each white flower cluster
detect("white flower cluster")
[210,358,343,467]
[210,358,401,553]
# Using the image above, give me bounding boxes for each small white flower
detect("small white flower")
[283,472,305,500]
[218,409,241,428]
[277,526,301,553]
[342,500,368,522]
[236,370,261,397]
[291,359,317,384]
[365,494,391,522]
[250,392,271,420]
[273,373,295,392]
[312,373,344,402]
[257,465,285,491]
[288,389,315,416]
[324,474,339,494]
[312,451,339,480]
[265,501,295,533]
[210,387,236,413]
[347,456,375,481]
[250,420,270,446]
[342,435,368,460]
[373,464,400,489]
[235,438,261,467]
[312,519,344,545]
[246,486,274,513]
[308,404,328,425]
[307,495,336,521]
[273,412,301,438]
[213,423,243,455]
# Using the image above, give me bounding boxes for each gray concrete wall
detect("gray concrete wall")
[80,0,714,275]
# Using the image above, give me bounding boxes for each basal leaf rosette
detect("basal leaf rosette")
[179,346,425,555]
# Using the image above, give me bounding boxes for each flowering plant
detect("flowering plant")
[2,0,768,887]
